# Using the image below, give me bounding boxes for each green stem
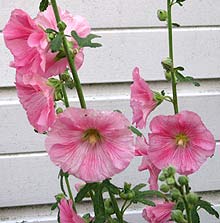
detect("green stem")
[58,74,70,108]
[64,175,76,211]
[180,186,192,223]
[51,0,87,109]
[121,200,132,215]
[108,190,123,223]
[167,0,178,114]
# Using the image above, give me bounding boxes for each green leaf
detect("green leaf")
[133,197,155,206]
[197,200,219,219]
[172,22,180,27]
[93,184,106,223]
[137,190,165,198]
[39,0,49,11]
[103,179,120,195]
[132,183,147,192]
[129,126,142,137]
[50,33,63,52]
[71,31,102,48]
[191,207,200,223]
[51,202,58,211]
[75,183,98,203]
[45,28,58,34]
[175,71,185,82]
[175,66,184,71]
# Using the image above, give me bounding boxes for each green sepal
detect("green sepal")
[39,0,49,12]
[50,33,63,52]
[129,126,142,137]
[71,31,102,48]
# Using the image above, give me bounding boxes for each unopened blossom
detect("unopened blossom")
[45,108,134,182]
[130,67,157,129]
[148,111,216,175]
[142,201,175,223]
[16,73,56,133]
[3,6,90,77]
[59,199,85,223]
[135,136,160,190]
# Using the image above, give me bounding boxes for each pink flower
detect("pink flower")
[130,67,157,129]
[59,199,85,223]
[45,108,134,182]
[142,201,175,223]
[35,5,91,72]
[148,111,216,175]
[135,137,160,190]
[3,7,90,77]
[3,9,48,76]
[16,73,56,133]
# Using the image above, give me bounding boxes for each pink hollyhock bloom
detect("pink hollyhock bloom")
[45,108,134,182]
[59,199,85,223]
[135,136,160,190]
[3,9,48,76]
[3,7,90,78]
[130,67,157,129]
[142,201,175,223]
[36,5,91,72]
[148,111,216,175]
[16,73,56,133]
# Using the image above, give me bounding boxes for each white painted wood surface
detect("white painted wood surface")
[1,28,220,87]
[0,0,220,221]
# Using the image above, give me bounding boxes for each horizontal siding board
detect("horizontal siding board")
[0,145,219,207]
[1,28,220,87]
[1,1,220,30]
[0,93,220,154]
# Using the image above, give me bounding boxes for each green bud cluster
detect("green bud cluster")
[119,182,135,200]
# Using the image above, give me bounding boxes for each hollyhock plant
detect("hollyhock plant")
[3,6,90,78]
[45,107,134,182]
[130,67,157,129]
[59,199,85,223]
[135,136,161,190]
[148,110,216,175]
[142,201,175,223]
[16,73,56,133]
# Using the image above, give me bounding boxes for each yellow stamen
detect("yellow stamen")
[175,133,189,148]
[82,128,101,145]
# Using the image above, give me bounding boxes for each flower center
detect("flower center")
[82,128,101,144]
[175,133,189,148]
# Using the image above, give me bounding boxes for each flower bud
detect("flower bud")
[161,57,173,71]
[104,199,115,215]
[160,184,170,193]
[56,107,63,114]
[57,21,67,31]
[166,177,175,185]
[165,71,172,81]
[167,166,176,176]
[171,188,181,200]
[171,210,187,223]
[178,176,189,186]
[187,192,198,205]
[157,10,167,21]
[159,173,166,181]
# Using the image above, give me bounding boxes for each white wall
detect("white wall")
[0,0,220,222]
